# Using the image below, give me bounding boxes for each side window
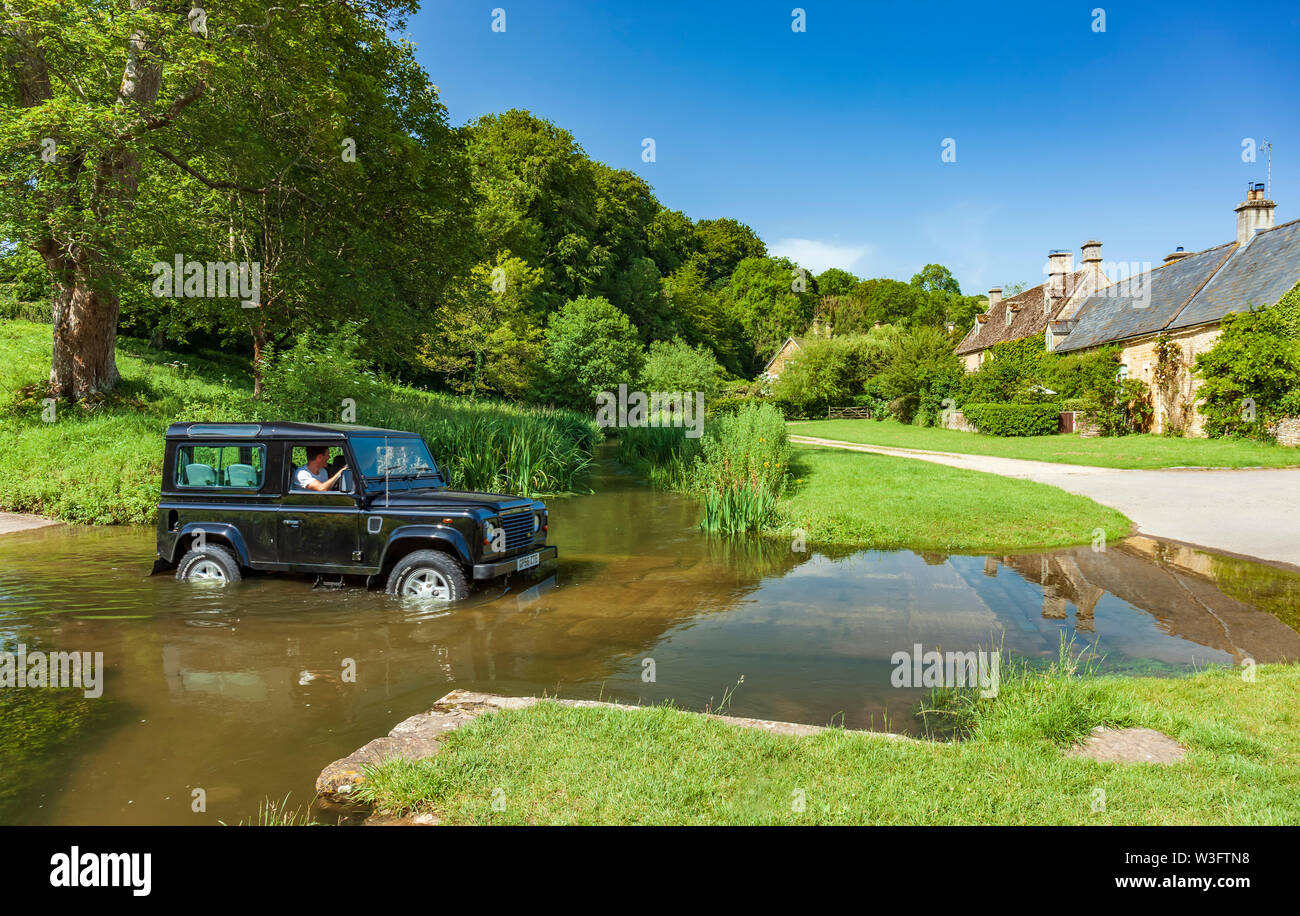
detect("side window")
[176,444,266,489]
[289,445,351,492]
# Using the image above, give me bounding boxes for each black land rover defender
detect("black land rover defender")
[153,421,556,600]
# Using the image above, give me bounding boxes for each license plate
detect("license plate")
[516,552,540,572]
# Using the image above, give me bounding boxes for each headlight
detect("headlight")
[483,518,503,551]
[532,512,541,533]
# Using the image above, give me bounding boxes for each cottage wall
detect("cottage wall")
[1114,324,1222,436]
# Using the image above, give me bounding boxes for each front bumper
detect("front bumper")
[473,545,557,580]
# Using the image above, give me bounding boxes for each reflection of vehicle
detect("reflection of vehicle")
[153,421,555,601]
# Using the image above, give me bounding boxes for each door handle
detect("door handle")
[282,519,301,528]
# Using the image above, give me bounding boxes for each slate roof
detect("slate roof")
[1053,245,1234,352]
[1055,217,1300,352]
[954,270,1087,355]
[1168,217,1300,331]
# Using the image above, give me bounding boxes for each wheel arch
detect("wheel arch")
[378,526,472,580]
[172,522,249,567]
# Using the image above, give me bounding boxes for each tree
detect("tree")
[0,0,434,400]
[910,263,961,295]
[814,267,859,299]
[640,337,722,399]
[724,255,816,373]
[692,217,766,285]
[538,296,643,411]
[1195,306,1300,439]
[876,325,963,423]
[418,254,544,399]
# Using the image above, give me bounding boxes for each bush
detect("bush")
[537,296,644,412]
[261,323,382,422]
[640,337,722,400]
[961,403,1061,437]
[1195,306,1300,440]
[1087,377,1153,436]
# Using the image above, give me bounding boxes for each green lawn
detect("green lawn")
[792,418,1300,469]
[772,445,1130,551]
[355,662,1300,825]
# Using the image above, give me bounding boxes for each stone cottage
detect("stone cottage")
[954,241,1112,371]
[1052,185,1298,435]
[762,336,804,381]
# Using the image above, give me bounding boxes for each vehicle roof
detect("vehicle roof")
[165,421,419,440]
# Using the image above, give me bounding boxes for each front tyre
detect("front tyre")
[176,544,243,586]
[386,549,469,602]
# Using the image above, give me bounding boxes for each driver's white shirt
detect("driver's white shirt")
[296,465,328,489]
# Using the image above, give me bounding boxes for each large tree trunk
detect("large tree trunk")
[13,2,162,400]
[39,243,121,399]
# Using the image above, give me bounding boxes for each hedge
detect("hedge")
[961,402,1061,437]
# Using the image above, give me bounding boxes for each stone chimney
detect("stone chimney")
[1046,250,1073,315]
[987,288,1002,309]
[1080,240,1102,265]
[1235,182,1276,247]
[1163,246,1193,264]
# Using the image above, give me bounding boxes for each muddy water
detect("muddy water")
[2,458,1299,825]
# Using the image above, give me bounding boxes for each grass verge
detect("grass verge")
[773,445,1131,551]
[354,662,1300,825]
[0,320,600,524]
[792,417,1300,469]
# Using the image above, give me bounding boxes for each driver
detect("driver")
[296,445,349,492]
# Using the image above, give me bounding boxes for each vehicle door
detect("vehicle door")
[277,443,362,572]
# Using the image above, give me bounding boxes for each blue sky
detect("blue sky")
[407,1,1300,294]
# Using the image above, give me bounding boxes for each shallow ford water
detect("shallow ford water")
[2,458,1299,824]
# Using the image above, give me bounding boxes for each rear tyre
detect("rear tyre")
[386,549,469,602]
[176,544,243,586]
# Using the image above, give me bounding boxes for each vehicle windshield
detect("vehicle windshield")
[349,435,444,484]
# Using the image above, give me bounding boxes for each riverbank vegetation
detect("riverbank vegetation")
[618,403,790,534]
[791,418,1300,469]
[355,661,1300,825]
[0,321,600,524]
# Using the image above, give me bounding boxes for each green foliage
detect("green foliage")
[814,267,859,298]
[0,321,598,524]
[618,402,790,535]
[960,403,1060,437]
[1042,345,1122,404]
[417,254,545,399]
[639,337,722,399]
[694,403,790,534]
[1195,306,1300,440]
[874,325,964,424]
[367,392,600,495]
[964,337,1048,404]
[1088,377,1153,436]
[724,256,816,372]
[538,296,644,412]
[261,324,382,423]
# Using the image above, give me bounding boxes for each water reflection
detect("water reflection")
[0,462,1297,825]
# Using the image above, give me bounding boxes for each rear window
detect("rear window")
[176,443,266,489]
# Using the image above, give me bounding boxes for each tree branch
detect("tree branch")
[149,145,266,194]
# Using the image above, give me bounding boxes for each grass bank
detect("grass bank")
[355,660,1300,825]
[0,320,600,524]
[620,411,1132,551]
[793,417,1300,469]
[774,445,1131,551]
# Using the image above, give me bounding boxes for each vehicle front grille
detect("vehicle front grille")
[499,511,535,552]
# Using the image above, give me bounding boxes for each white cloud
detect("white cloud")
[769,238,872,275]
